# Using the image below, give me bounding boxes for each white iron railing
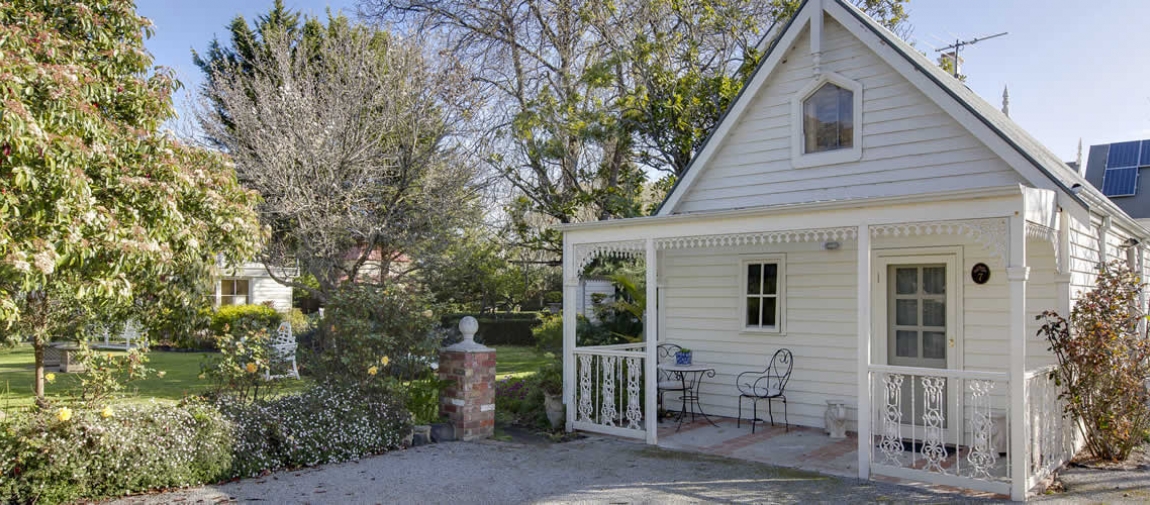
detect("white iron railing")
[572,343,647,439]
[1025,365,1075,489]
[869,365,1012,495]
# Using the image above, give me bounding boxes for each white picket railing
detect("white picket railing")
[869,365,1012,495]
[571,343,647,439]
[1025,365,1076,489]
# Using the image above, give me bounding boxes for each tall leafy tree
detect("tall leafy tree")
[197,7,479,302]
[360,0,910,255]
[0,0,262,399]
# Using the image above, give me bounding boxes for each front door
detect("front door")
[886,263,950,430]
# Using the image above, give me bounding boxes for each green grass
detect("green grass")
[0,343,544,409]
[492,345,549,379]
[0,344,308,410]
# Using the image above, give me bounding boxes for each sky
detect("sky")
[138,0,1150,162]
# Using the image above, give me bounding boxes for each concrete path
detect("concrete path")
[106,437,995,504]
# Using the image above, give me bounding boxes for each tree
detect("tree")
[360,0,910,255]
[197,8,479,303]
[0,0,262,399]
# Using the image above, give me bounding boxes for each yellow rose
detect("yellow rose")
[245,362,258,374]
[101,406,114,418]
[198,373,206,380]
[57,407,73,422]
[106,353,113,359]
[380,356,390,366]
[368,366,378,376]
[44,373,56,383]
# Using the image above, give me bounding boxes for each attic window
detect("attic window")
[803,83,853,153]
[790,73,863,168]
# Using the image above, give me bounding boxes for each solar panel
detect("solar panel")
[1141,140,1150,166]
[1107,141,1141,168]
[1103,166,1138,196]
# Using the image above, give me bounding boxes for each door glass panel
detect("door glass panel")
[763,264,778,295]
[923,331,946,359]
[895,299,918,326]
[923,267,946,294]
[763,297,777,327]
[922,299,946,327]
[747,264,761,294]
[895,268,917,294]
[896,330,918,358]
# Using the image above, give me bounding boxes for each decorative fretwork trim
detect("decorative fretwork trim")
[572,240,645,271]
[871,218,1009,265]
[655,227,858,250]
[1026,222,1060,273]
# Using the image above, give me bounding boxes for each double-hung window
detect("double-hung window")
[743,256,785,333]
[220,278,250,306]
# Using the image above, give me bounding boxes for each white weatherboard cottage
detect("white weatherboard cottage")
[559,0,1149,500]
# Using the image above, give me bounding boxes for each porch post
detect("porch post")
[562,236,578,432]
[644,238,659,445]
[1008,214,1030,501]
[855,224,871,480]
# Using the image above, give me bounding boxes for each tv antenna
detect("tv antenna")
[935,32,1008,78]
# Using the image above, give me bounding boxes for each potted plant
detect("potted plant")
[675,347,693,365]
[544,291,563,313]
[535,360,564,429]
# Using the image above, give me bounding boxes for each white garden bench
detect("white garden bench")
[265,321,300,380]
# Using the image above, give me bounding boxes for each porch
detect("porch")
[560,186,1081,500]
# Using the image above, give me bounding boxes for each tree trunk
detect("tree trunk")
[33,339,45,399]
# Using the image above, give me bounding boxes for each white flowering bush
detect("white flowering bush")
[0,400,232,504]
[216,383,409,477]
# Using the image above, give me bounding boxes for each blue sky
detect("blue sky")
[138,0,1150,161]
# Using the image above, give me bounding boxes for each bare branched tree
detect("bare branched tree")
[199,16,479,302]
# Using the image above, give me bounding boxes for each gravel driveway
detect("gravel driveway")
[106,436,997,504]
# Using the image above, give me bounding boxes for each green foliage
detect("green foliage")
[441,312,544,346]
[0,0,262,399]
[215,384,408,478]
[1036,261,1150,461]
[284,308,311,335]
[73,344,154,406]
[0,401,233,504]
[533,312,632,353]
[309,284,439,385]
[210,304,283,341]
[404,377,451,425]
[200,325,282,403]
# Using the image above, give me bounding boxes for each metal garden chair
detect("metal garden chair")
[657,343,690,417]
[265,321,300,380]
[736,348,793,433]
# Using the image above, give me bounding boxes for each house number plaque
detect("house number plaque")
[971,263,991,284]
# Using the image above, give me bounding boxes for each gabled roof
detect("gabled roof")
[656,0,1096,216]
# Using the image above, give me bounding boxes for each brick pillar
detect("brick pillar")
[438,317,495,441]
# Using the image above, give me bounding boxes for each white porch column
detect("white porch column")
[856,224,871,480]
[1008,214,1030,501]
[644,238,659,445]
[562,236,578,432]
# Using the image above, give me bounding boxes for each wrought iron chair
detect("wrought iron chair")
[657,343,690,418]
[265,321,300,380]
[736,348,793,433]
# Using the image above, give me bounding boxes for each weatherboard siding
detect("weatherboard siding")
[659,233,1013,430]
[674,17,1024,214]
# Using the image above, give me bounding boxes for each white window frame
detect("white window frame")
[790,72,863,168]
[740,255,786,334]
[218,278,250,306]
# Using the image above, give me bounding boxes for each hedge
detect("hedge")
[440,312,544,346]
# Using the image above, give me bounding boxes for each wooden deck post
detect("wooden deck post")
[563,236,577,433]
[856,223,871,480]
[645,238,659,445]
[1008,214,1030,501]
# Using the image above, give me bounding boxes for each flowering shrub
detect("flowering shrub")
[1037,261,1150,461]
[200,326,280,403]
[0,401,232,504]
[216,384,408,477]
[494,376,544,426]
[73,344,154,405]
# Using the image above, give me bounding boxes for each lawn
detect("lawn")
[1,343,548,408]
[492,345,549,379]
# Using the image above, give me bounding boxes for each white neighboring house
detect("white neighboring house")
[577,277,615,323]
[559,0,1147,500]
[214,261,294,312]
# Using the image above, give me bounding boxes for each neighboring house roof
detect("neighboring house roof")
[1082,140,1150,219]
[654,0,1142,232]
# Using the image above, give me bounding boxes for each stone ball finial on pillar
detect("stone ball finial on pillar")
[460,316,479,344]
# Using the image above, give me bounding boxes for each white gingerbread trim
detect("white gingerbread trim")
[656,226,857,250]
[1025,222,1060,273]
[871,218,1009,266]
[572,240,645,271]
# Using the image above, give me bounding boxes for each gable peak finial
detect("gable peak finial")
[1001,85,1010,117]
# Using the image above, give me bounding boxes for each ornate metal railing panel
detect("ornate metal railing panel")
[1025,365,1075,488]
[572,344,647,438]
[869,365,1012,495]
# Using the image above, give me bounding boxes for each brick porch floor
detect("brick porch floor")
[657,416,1010,500]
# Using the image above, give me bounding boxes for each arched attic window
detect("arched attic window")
[791,73,863,168]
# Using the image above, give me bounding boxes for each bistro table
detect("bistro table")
[657,362,719,430]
